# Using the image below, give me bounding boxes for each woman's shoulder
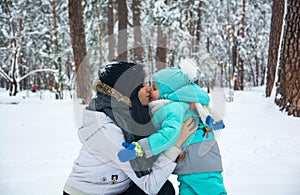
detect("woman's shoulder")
[82,109,117,128]
[79,110,123,142]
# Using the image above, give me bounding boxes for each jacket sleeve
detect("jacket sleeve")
[141,102,186,156]
[193,83,210,105]
[167,83,210,105]
[82,122,177,195]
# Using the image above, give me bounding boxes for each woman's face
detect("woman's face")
[138,81,152,106]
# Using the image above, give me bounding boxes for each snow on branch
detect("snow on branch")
[17,69,58,83]
[0,67,13,82]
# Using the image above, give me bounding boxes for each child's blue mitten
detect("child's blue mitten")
[211,120,225,130]
[205,115,214,127]
[117,142,144,162]
[206,115,225,130]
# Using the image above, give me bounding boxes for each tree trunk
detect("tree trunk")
[10,29,18,96]
[5,0,18,96]
[235,0,246,90]
[275,0,300,117]
[231,6,238,90]
[220,64,224,88]
[255,54,259,86]
[249,59,256,87]
[206,37,210,52]
[107,0,114,61]
[156,23,167,71]
[18,18,25,91]
[66,54,71,81]
[132,0,143,62]
[187,10,195,37]
[147,44,155,77]
[260,66,266,86]
[236,58,244,90]
[52,0,63,99]
[117,0,127,61]
[0,78,4,88]
[169,49,174,67]
[195,1,203,52]
[232,43,237,88]
[186,6,195,54]
[254,28,260,87]
[95,3,103,65]
[68,0,91,103]
[266,0,285,97]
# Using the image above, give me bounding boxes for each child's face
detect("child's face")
[150,82,160,101]
[138,81,152,106]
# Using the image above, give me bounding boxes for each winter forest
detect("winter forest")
[0,0,299,116]
[1,1,300,195]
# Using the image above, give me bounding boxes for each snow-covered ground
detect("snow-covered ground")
[1,87,300,195]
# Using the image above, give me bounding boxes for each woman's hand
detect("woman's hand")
[163,118,197,162]
[175,117,198,148]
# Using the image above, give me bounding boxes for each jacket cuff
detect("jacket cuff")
[138,138,153,158]
[163,146,182,162]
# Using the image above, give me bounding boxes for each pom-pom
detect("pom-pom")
[179,58,201,83]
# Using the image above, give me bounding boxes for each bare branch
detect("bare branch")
[17,69,58,83]
[127,20,134,27]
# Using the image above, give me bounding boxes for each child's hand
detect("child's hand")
[122,142,136,150]
[175,117,198,148]
[118,142,144,162]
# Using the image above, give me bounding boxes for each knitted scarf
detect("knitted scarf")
[87,85,158,178]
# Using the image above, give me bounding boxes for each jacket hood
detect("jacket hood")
[152,68,189,98]
[165,83,210,104]
[78,109,113,143]
[152,68,210,105]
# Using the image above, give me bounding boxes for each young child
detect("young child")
[118,67,226,194]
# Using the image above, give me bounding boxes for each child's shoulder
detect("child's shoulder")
[149,99,191,115]
[161,100,190,111]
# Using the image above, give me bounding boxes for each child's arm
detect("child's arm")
[195,103,225,130]
[118,102,188,162]
[139,102,187,157]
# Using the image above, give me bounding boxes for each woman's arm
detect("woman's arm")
[175,117,197,148]
[164,117,197,161]
[82,122,174,194]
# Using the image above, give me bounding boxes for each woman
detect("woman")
[63,62,197,195]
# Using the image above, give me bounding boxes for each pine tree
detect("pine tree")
[275,0,300,117]
[117,0,128,61]
[107,0,114,61]
[68,0,91,103]
[132,0,143,62]
[266,0,285,97]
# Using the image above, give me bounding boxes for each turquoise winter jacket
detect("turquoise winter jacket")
[139,83,214,157]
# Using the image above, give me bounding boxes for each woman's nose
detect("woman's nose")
[145,84,151,92]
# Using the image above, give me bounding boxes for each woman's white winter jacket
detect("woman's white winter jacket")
[65,109,177,195]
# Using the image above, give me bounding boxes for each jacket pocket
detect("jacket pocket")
[97,170,128,184]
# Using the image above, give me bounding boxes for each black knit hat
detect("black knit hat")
[99,61,145,97]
